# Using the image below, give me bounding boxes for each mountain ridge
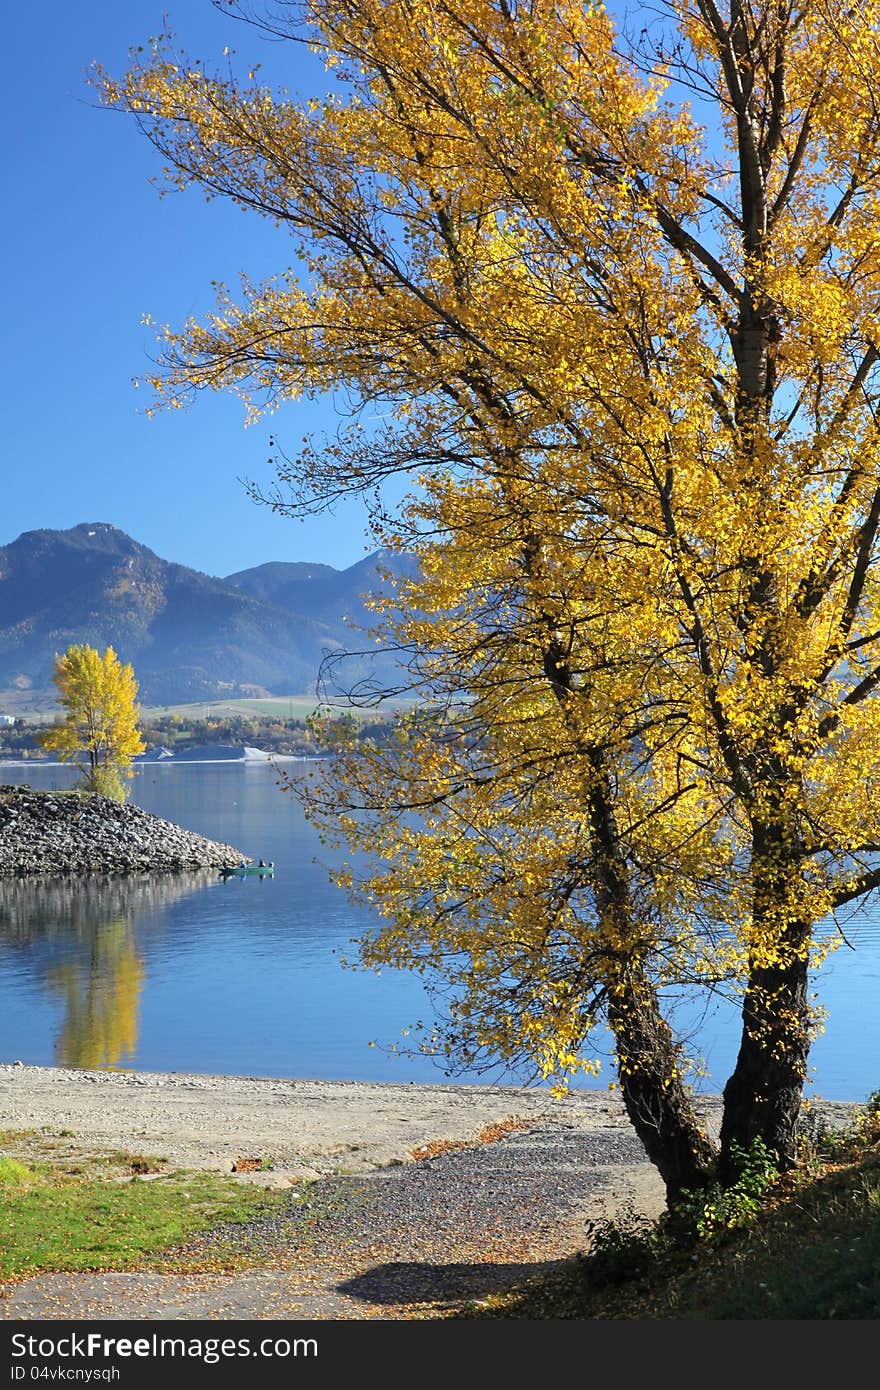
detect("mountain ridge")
[0,523,409,708]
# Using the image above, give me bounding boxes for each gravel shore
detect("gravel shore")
[0,1063,860,1185]
[0,1119,665,1320]
[0,1063,680,1184]
[0,787,246,875]
[0,1064,677,1319]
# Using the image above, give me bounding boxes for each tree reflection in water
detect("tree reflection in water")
[44,918,143,1068]
[0,872,217,1068]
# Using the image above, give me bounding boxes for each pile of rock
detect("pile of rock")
[0,788,248,877]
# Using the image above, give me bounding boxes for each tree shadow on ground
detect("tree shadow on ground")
[335,1256,571,1310]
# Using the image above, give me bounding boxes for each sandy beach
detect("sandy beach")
[0,1062,860,1184]
[0,1063,676,1187]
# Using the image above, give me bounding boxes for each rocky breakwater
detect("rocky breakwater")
[0,787,248,876]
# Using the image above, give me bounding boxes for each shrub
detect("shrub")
[583,1202,669,1285]
[671,1139,780,1243]
[84,764,128,803]
[797,1093,880,1167]
[582,1138,781,1288]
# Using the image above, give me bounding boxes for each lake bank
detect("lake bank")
[0,1066,870,1321]
[0,1061,862,1187]
[0,1062,671,1184]
[0,1070,673,1321]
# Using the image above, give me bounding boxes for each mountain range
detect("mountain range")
[0,523,414,708]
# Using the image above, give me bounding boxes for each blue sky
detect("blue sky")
[2,3,378,578]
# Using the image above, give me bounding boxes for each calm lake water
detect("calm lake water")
[0,759,877,1102]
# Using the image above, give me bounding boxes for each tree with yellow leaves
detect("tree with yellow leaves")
[39,645,145,801]
[98,0,880,1201]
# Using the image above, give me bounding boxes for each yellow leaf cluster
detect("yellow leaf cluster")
[99,3,880,1110]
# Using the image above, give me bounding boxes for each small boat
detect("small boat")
[219,861,275,878]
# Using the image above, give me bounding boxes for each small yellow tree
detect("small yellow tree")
[39,645,145,801]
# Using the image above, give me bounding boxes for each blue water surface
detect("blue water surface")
[0,760,877,1102]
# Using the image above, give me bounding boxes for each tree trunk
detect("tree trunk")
[607,967,717,1205]
[533,598,718,1206]
[718,943,810,1179]
[719,807,812,1179]
[585,750,717,1205]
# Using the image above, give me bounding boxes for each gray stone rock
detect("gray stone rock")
[0,788,247,877]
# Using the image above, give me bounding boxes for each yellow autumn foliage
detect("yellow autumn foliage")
[39,645,145,799]
[97,1,880,1191]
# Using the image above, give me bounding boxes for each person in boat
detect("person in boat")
[258,858,266,867]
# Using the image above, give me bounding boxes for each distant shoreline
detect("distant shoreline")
[0,753,323,767]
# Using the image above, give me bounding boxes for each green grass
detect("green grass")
[2,692,416,725]
[139,695,414,722]
[460,1106,880,1320]
[10,1115,879,1317]
[140,696,325,721]
[0,1133,296,1281]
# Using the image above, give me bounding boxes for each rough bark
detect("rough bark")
[607,968,718,1204]
[718,945,810,1176]
[719,818,811,1177]
[586,750,717,1205]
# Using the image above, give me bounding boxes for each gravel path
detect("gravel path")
[0,1120,663,1320]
